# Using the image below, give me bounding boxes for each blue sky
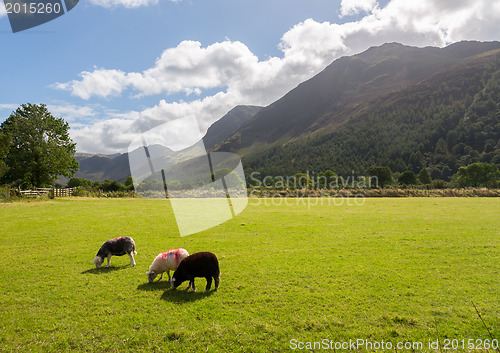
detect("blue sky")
[0,0,499,153]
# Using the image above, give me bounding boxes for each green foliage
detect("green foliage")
[398,170,417,186]
[418,168,432,185]
[293,173,313,188]
[365,166,393,188]
[0,132,9,178]
[68,177,134,193]
[67,177,100,189]
[316,170,339,189]
[0,103,78,187]
[454,162,500,187]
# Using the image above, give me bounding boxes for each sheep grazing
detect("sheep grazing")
[147,248,189,283]
[171,252,220,293]
[93,236,137,268]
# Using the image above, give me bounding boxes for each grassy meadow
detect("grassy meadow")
[0,197,499,352]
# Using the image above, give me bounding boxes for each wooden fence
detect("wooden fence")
[19,187,76,198]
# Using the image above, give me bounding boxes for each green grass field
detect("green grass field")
[0,197,498,352]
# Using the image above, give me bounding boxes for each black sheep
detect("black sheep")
[171,252,220,292]
[93,236,137,268]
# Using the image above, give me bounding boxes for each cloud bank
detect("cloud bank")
[51,0,500,153]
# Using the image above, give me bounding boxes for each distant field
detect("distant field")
[0,198,498,352]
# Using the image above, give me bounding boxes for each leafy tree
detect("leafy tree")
[294,173,313,189]
[418,168,432,184]
[67,177,100,190]
[454,163,500,187]
[317,170,339,189]
[101,179,124,192]
[124,176,134,189]
[0,133,10,178]
[365,166,392,188]
[0,104,78,187]
[398,170,417,186]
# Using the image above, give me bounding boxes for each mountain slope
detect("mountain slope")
[218,41,500,156]
[238,42,500,180]
[203,105,263,150]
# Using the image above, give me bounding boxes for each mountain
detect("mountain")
[71,41,500,184]
[70,105,263,183]
[203,105,263,150]
[72,153,127,183]
[216,41,500,180]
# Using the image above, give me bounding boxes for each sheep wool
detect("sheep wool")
[147,248,189,283]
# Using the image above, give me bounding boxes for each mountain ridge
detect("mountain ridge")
[70,41,500,183]
[216,41,500,156]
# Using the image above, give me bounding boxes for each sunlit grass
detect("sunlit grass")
[0,197,498,352]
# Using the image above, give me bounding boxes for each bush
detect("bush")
[453,163,500,187]
[398,170,417,186]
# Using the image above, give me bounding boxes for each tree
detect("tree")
[317,170,339,189]
[0,133,10,178]
[418,168,432,184]
[294,173,313,189]
[365,166,392,188]
[398,170,417,186]
[0,103,78,187]
[454,163,500,187]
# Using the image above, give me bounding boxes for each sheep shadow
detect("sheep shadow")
[81,265,130,275]
[161,288,216,303]
[136,280,172,292]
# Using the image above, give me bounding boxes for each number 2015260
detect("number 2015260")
[5,2,62,14]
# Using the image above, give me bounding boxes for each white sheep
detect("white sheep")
[147,248,189,283]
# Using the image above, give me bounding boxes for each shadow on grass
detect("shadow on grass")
[136,280,172,292]
[81,265,130,275]
[160,288,216,303]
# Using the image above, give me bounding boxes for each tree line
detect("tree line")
[1,103,498,195]
[247,164,499,190]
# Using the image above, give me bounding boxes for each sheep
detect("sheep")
[147,248,189,283]
[93,236,137,268]
[171,252,220,293]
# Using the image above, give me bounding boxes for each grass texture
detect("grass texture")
[0,197,498,352]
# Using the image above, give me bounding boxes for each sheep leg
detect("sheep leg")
[214,274,220,290]
[158,273,163,281]
[106,254,112,267]
[205,277,212,293]
[187,280,195,292]
[128,252,136,267]
[166,271,171,282]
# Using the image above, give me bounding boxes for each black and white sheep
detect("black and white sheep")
[147,248,189,283]
[93,236,137,268]
[171,252,220,293]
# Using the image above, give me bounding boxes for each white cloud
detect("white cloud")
[52,69,129,100]
[88,0,157,9]
[88,0,182,8]
[0,104,19,112]
[340,0,379,17]
[47,104,97,122]
[57,0,500,153]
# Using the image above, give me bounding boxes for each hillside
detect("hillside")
[216,41,500,180]
[71,105,263,183]
[203,105,263,150]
